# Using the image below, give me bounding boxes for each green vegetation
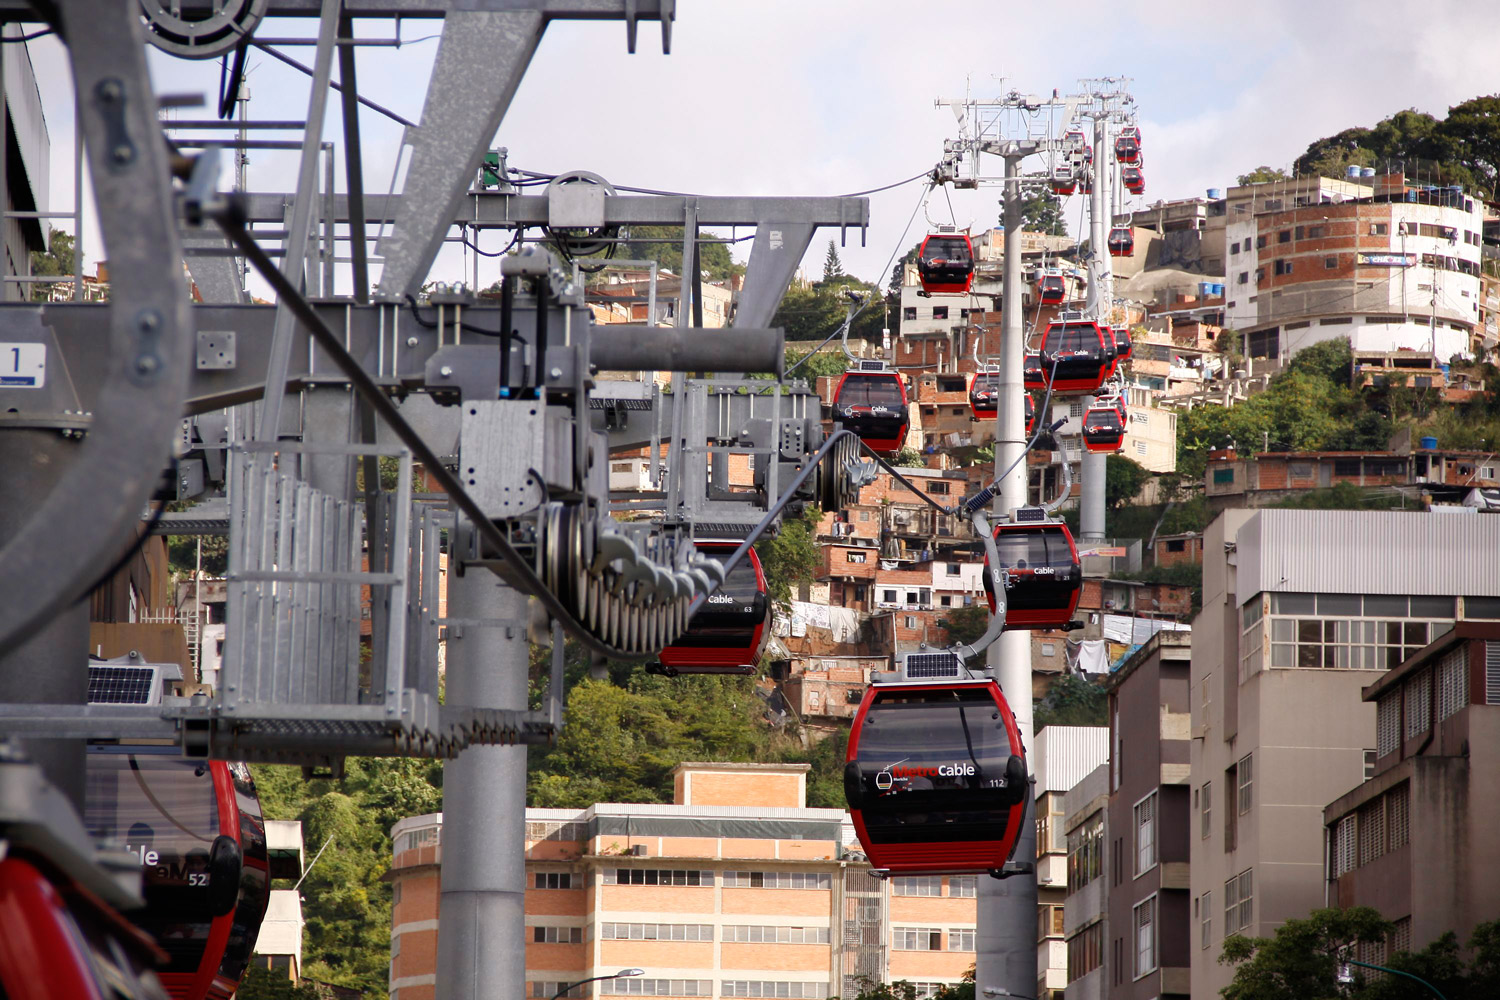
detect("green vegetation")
[1034,672,1108,729]
[1220,907,1500,1000]
[29,227,80,301]
[250,758,445,999]
[235,967,325,1000]
[755,506,822,603]
[1105,454,1152,509]
[1237,166,1290,185]
[938,604,989,647]
[581,224,742,280]
[847,970,974,1000]
[890,447,927,468]
[1018,190,1066,236]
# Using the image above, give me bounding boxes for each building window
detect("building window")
[1201,781,1212,839]
[1133,896,1157,978]
[1238,753,1254,814]
[950,927,977,950]
[1325,255,1339,269]
[1333,813,1358,877]
[1437,648,1468,721]
[604,869,714,886]
[1359,796,1387,866]
[533,925,584,943]
[903,307,917,321]
[1256,235,1268,249]
[892,876,942,896]
[720,983,823,999]
[905,616,917,629]
[723,871,830,890]
[1364,749,1377,780]
[1263,592,1453,671]
[948,876,976,898]
[1041,642,1057,656]
[602,923,713,941]
[894,927,943,951]
[1067,922,1103,982]
[1389,783,1410,849]
[1225,869,1253,934]
[933,306,949,320]
[1277,230,1291,243]
[1066,812,1103,893]
[846,551,866,564]
[723,926,829,944]
[606,981,711,997]
[1378,693,1401,755]
[534,872,574,890]
[1404,668,1432,739]
[1225,762,1238,852]
[1036,907,1064,941]
[1371,222,1389,236]
[1200,891,1213,949]
[534,983,586,998]
[1134,792,1157,876]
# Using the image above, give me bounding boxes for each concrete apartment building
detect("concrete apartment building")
[1032,728,1110,1000]
[1190,509,1500,1000]
[1105,632,1191,1000]
[1224,175,1483,364]
[388,763,983,1000]
[1061,762,1108,1000]
[1324,620,1500,966]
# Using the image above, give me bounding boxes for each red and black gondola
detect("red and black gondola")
[1082,404,1127,454]
[1113,324,1133,361]
[1107,226,1134,257]
[84,745,269,1000]
[1114,126,1142,164]
[1025,393,1036,437]
[968,369,999,421]
[981,519,1083,630]
[1122,166,1145,195]
[1100,325,1121,381]
[1038,320,1111,394]
[832,365,910,454]
[916,233,975,296]
[1036,272,1065,304]
[658,542,769,675]
[844,680,1028,875]
[1049,164,1076,196]
[1022,353,1045,392]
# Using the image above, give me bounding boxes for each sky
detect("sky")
[20,0,1500,297]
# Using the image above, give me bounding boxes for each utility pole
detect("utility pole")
[1080,115,1109,542]
[976,149,1038,1000]
[436,537,530,1000]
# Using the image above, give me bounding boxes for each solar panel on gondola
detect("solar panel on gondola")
[1038,320,1110,394]
[832,369,909,455]
[916,233,975,296]
[657,542,769,675]
[844,680,1028,875]
[84,746,269,1000]
[981,520,1083,630]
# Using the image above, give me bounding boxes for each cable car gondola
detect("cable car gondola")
[844,679,1028,875]
[968,369,1000,421]
[1100,325,1121,381]
[1114,126,1141,164]
[85,745,269,1000]
[1036,272,1065,304]
[1122,166,1145,195]
[1038,320,1111,394]
[981,519,1083,629]
[1025,393,1036,437]
[832,365,910,454]
[1082,404,1127,454]
[1113,324,1133,361]
[1049,165,1076,196]
[916,233,975,296]
[658,542,769,674]
[1107,226,1134,258]
[1023,353,1045,392]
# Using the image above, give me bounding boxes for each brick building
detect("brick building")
[1204,448,1500,510]
[387,763,984,1000]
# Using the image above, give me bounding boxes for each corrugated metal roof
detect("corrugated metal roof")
[1236,510,1500,602]
[1032,726,1110,793]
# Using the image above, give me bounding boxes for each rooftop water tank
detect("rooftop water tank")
[1361,167,1376,178]
[1207,188,1224,199]
[1419,435,1438,451]
[1346,166,1362,179]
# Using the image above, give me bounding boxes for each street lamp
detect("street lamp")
[551,969,644,1000]
[981,989,1038,1000]
[1337,955,1447,1000]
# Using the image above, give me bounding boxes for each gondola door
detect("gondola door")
[844,681,1028,875]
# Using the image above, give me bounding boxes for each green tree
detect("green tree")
[1440,95,1500,196]
[755,506,822,603]
[939,604,989,648]
[234,967,325,1000]
[1237,166,1290,185]
[585,224,741,280]
[782,347,849,380]
[1105,455,1151,510]
[1018,191,1066,236]
[888,243,920,296]
[1034,672,1106,729]
[822,239,846,282]
[1287,336,1353,385]
[1219,905,1392,1000]
[29,227,81,302]
[890,447,926,468]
